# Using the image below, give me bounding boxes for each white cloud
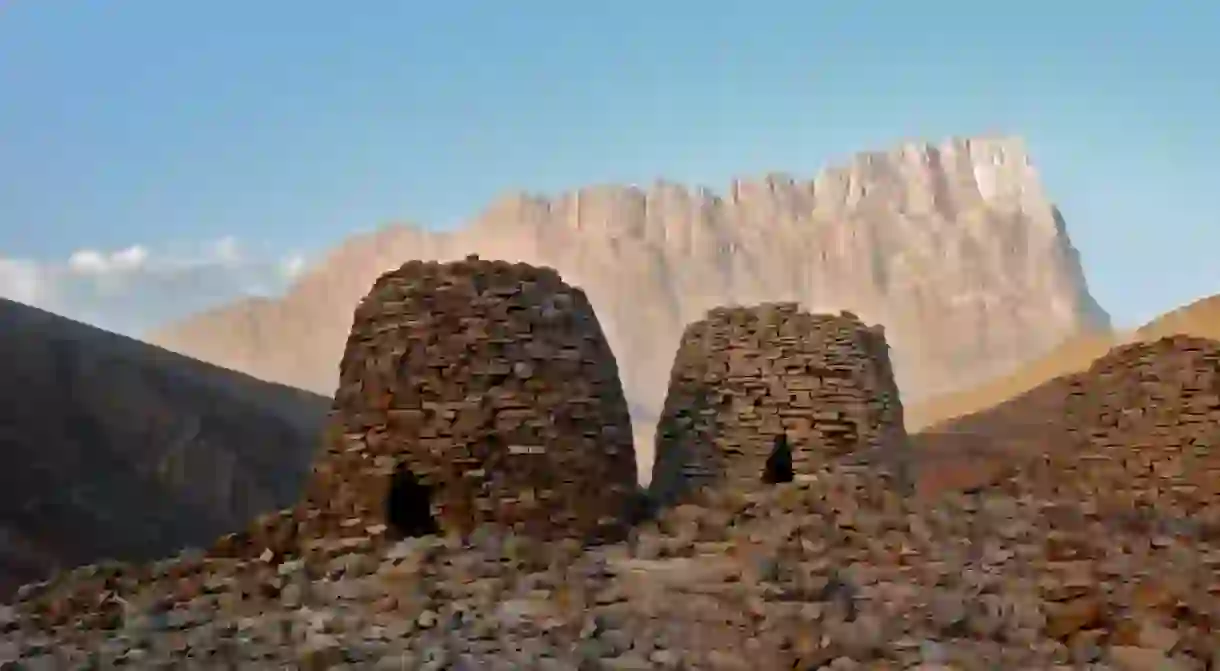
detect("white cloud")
[67,245,150,275]
[280,253,307,280]
[0,238,309,336]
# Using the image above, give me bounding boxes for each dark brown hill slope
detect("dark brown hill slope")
[0,298,329,596]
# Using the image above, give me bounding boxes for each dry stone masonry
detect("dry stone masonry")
[922,335,1220,535]
[1027,336,1220,529]
[649,303,907,505]
[301,255,639,545]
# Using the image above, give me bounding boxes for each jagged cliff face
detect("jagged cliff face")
[150,136,1109,473]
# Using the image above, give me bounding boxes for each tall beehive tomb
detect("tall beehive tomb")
[301,255,639,543]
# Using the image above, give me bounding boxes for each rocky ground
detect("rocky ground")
[2,464,1218,670]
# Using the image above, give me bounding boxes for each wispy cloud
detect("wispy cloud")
[0,237,309,336]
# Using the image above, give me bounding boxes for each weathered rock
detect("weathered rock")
[650,303,907,505]
[5,461,1220,668]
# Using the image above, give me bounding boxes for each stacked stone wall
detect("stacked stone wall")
[649,303,907,504]
[1032,336,1220,523]
[298,255,639,545]
[926,335,1220,530]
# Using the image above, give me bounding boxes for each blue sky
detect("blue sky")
[0,0,1216,332]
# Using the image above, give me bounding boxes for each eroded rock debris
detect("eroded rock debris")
[3,465,1219,669]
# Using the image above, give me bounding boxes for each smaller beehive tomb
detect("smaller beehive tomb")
[1029,335,1220,524]
[297,255,639,545]
[649,303,907,504]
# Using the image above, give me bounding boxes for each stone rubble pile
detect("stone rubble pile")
[3,465,1219,669]
[650,303,907,506]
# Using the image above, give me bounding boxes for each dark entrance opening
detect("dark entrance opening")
[762,434,794,484]
[385,463,439,538]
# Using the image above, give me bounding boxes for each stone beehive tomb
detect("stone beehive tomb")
[927,334,1220,530]
[299,255,639,544]
[1029,336,1220,524]
[649,303,907,504]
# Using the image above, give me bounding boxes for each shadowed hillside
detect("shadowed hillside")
[0,298,329,596]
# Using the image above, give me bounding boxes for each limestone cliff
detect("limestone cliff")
[150,136,1110,473]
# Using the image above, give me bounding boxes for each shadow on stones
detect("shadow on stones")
[762,434,794,484]
[385,462,439,539]
[627,485,660,526]
[648,381,729,509]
